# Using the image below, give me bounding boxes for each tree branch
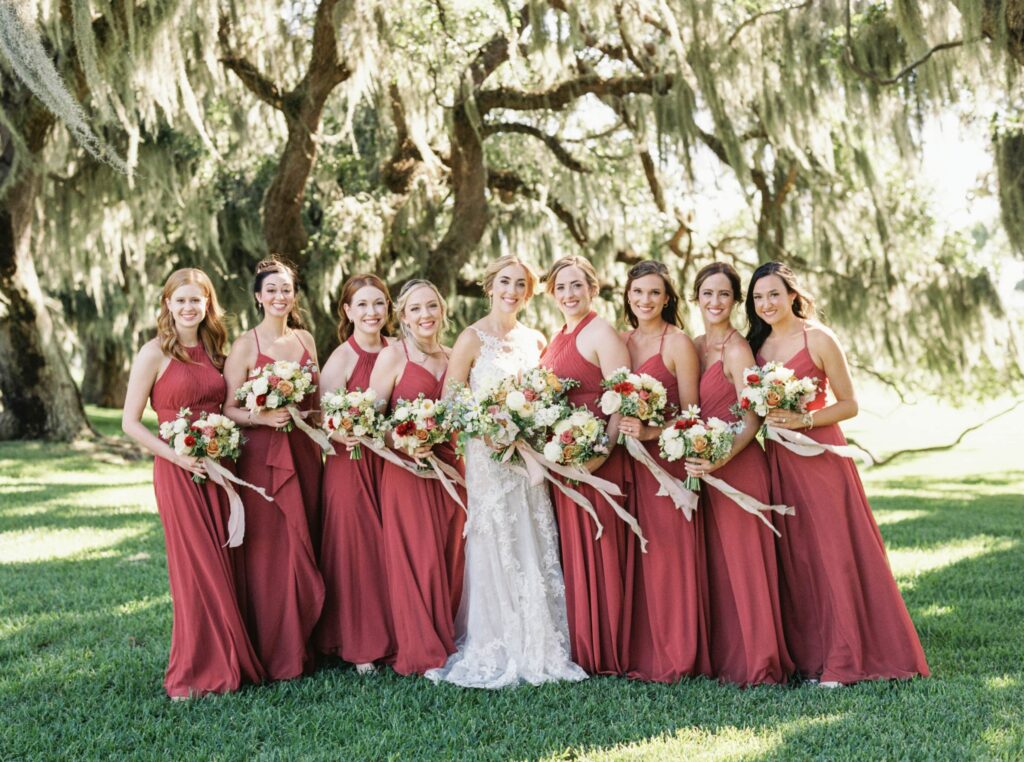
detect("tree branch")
[481,121,589,173]
[488,169,588,245]
[478,73,674,113]
[218,14,286,111]
[727,1,814,46]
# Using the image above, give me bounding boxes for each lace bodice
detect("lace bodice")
[469,326,541,396]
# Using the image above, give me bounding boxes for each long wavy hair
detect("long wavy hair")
[395,279,450,342]
[253,257,307,329]
[745,261,817,355]
[156,268,228,369]
[623,260,681,328]
[337,273,393,342]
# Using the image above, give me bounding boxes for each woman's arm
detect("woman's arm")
[442,328,481,397]
[121,341,206,478]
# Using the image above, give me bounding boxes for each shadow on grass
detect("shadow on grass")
[1,480,1022,759]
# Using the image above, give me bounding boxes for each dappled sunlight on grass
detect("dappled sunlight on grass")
[0,525,152,563]
[888,537,1017,578]
[873,509,929,526]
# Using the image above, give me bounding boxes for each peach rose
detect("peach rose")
[764,390,781,407]
[691,435,708,454]
[276,380,295,397]
[205,439,220,457]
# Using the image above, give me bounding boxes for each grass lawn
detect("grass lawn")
[1,402,1022,760]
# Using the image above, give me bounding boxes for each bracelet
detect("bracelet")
[801,412,814,430]
[247,409,255,426]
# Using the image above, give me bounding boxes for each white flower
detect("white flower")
[394,407,410,422]
[689,424,707,437]
[553,419,573,436]
[599,390,622,415]
[329,393,345,408]
[707,417,730,432]
[663,438,685,460]
[543,441,563,463]
[535,406,560,427]
[172,418,188,434]
[252,377,269,395]
[569,410,592,427]
[245,393,258,410]
[173,433,188,454]
[266,393,281,408]
[353,424,367,437]
[505,390,527,412]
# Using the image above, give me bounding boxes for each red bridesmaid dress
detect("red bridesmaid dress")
[540,311,637,675]
[315,336,395,664]
[150,342,264,697]
[762,326,929,683]
[696,331,793,685]
[624,327,709,683]
[235,330,325,680]
[378,342,466,675]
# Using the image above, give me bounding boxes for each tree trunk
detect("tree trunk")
[81,341,129,408]
[0,170,95,440]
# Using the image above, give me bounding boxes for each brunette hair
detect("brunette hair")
[156,268,228,370]
[692,262,742,303]
[395,279,450,340]
[253,257,307,329]
[337,273,392,342]
[481,255,540,301]
[745,261,817,354]
[543,255,599,295]
[622,260,681,328]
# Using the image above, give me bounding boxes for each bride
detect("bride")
[426,255,587,689]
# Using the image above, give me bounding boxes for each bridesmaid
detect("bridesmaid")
[122,268,263,698]
[369,279,466,676]
[748,261,929,685]
[315,274,395,673]
[683,262,793,686]
[223,259,325,681]
[615,260,709,683]
[539,255,636,676]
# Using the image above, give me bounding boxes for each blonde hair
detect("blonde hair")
[156,268,228,369]
[481,255,540,301]
[543,255,600,295]
[395,279,450,340]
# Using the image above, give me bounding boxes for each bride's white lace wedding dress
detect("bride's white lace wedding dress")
[426,326,587,689]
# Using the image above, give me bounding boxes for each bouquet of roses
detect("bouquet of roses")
[733,362,819,431]
[600,367,670,443]
[159,407,243,483]
[235,359,317,432]
[658,405,739,491]
[321,387,384,460]
[387,394,454,459]
[541,406,610,468]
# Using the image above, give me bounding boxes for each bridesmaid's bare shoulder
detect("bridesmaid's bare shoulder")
[663,327,697,355]
[722,333,755,367]
[804,321,844,355]
[228,330,257,358]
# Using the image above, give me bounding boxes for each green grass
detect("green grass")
[1,401,1023,761]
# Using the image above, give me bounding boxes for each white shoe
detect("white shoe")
[355,663,376,675]
[819,680,845,689]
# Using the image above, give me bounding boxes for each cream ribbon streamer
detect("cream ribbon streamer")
[765,425,864,460]
[699,473,793,537]
[623,436,699,521]
[203,458,273,548]
[287,406,336,455]
[349,436,468,515]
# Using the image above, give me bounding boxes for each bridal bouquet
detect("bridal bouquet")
[658,405,738,491]
[734,362,819,426]
[388,394,454,458]
[321,387,384,460]
[159,407,243,483]
[599,367,670,443]
[541,406,610,468]
[235,359,317,432]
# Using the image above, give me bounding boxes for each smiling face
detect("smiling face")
[489,263,530,316]
[552,265,596,321]
[255,272,295,319]
[751,274,796,326]
[628,273,670,324]
[401,284,443,341]
[697,272,737,327]
[344,285,388,337]
[166,283,208,331]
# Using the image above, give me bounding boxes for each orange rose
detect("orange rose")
[764,390,781,407]
[415,429,430,441]
[561,445,579,462]
[636,399,650,418]
[277,380,295,396]
[547,373,563,392]
[691,435,708,454]
[205,439,220,457]
[341,417,354,431]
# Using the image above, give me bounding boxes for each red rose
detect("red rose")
[395,421,416,436]
[327,419,336,430]
[740,397,751,409]
[612,381,636,394]
[746,373,760,384]
[256,394,267,406]
[184,435,196,447]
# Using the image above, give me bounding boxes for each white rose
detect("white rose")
[569,410,591,427]
[664,439,685,460]
[707,417,729,431]
[599,390,622,415]
[245,393,258,410]
[689,424,707,437]
[252,377,269,395]
[173,433,188,454]
[353,425,367,437]
[505,390,527,412]
[293,392,305,403]
[394,407,410,422]
[543,441,563,463]
[266,393,281,408]
[172,418,188,434]
[553,419,572,436]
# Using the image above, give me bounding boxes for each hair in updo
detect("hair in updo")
[337,273,392,342]
[253,257,307,329]
[543,255,599,295]
[622,260,681,328]
[745,261,817,354]
[481,255,540,301]
[156,268,228,369]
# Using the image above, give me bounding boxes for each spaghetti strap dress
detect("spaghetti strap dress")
[696,332,793,685]
[625,327,711,682]
[378,343,467,675]
[150,343,264,697]
[234,330,325,680]
[316,336,395,664]
[540,311,637,676]
[761,326,929,683]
